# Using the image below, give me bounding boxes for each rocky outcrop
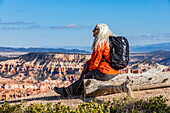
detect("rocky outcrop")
[0,53,169,80]
[0,53,91,81]
[0,53,91,100]
[130,50,170,66]
[119,60,165,74]
[0,52,169,101]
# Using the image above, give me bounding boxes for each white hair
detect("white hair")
[92,23,114,51]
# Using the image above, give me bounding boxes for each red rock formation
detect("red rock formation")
[0,53,169,101]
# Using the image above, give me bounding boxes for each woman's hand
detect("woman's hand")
[82,64,88,72]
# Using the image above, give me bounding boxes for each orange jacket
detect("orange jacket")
[86,43,119,75]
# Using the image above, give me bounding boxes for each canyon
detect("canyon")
[0,52,169,101]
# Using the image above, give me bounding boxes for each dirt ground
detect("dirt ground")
[1,87,169,110]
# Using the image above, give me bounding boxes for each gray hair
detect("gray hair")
[92,23,114,51]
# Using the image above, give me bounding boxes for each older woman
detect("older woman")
[54,23,119,97]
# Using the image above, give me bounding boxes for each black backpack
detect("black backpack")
[102,36,129,70]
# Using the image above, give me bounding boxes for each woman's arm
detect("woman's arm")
[89,44,104,71]
[86,59,91,65]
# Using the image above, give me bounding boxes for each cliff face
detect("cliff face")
[130,50,170,66]
[0,53,91,81]
[0,52,169,101]
[0,53,91,100]
[0,52,169,81]
[120,60,168,74]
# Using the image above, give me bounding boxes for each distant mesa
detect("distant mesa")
[130,42,170,52]
[0,43,170,54]
[0,46,91,54]
[43,42,170,53]
[0,42,170,53]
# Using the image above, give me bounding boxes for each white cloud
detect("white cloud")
[145,33,151,36]
[50,24,88,29]
[0,21,34,25]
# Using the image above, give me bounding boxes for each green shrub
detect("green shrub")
[0,95,169,113]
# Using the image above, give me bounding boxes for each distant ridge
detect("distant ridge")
[130,42,170,52]
[0,46,90,54]
[0,42,170,53]
[43,42,170,53]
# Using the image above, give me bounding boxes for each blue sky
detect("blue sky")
[0,0,170,48]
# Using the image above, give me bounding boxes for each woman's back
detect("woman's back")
[89,42,119,75]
